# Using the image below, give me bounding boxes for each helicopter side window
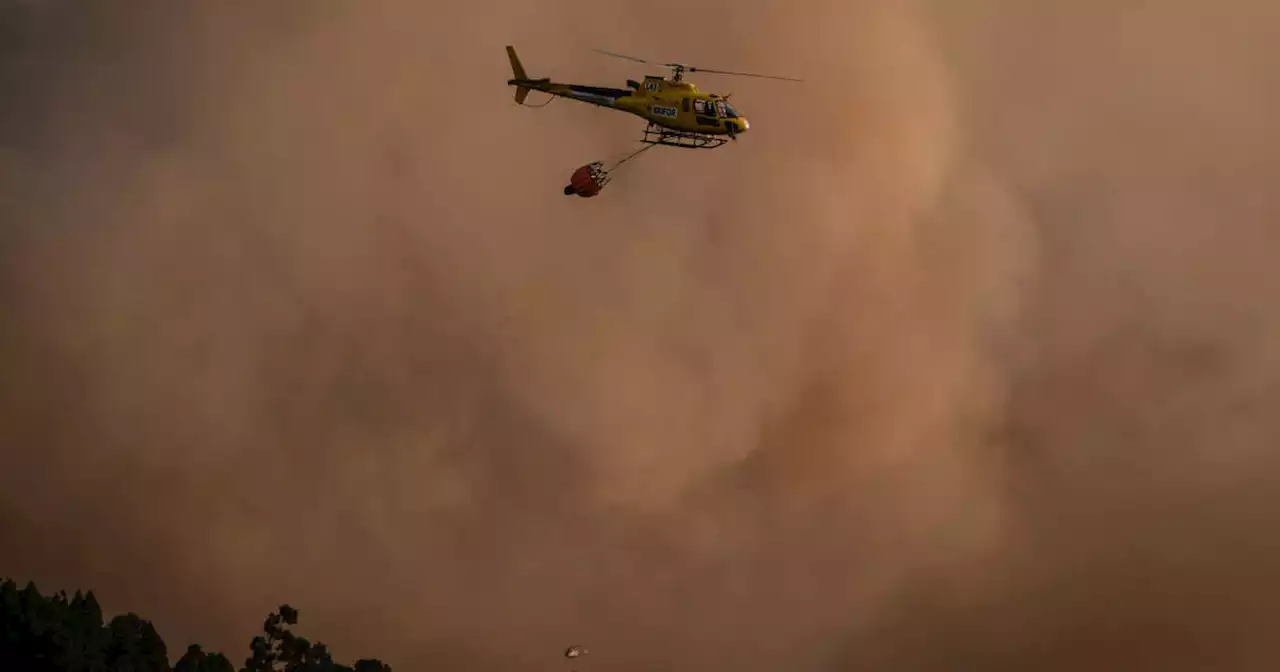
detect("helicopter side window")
[714,101,727,118]
[693,99,707,115]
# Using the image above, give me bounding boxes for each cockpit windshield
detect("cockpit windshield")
[722,101,741,118]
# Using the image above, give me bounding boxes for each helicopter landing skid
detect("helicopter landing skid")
[640,123,729,150]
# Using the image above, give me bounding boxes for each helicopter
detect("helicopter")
[505,45,802,151]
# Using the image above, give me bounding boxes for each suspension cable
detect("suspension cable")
[607,143,656,172]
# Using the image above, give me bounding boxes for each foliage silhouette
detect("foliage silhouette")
[0,578,391,672]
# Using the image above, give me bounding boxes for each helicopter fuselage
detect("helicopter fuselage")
[508,75,750,137]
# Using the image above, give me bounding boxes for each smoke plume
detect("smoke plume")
[2,0,1278,669]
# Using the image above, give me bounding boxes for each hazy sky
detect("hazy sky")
[3,1,1279,670]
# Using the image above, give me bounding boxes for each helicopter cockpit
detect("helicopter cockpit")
[693,98,741,119]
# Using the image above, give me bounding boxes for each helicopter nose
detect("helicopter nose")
[730,117,749,134]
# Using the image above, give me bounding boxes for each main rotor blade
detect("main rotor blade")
[592,48,804,82]
[688,66,803,82]
[591,48,656,65]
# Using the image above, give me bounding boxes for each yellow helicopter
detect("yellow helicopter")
[505,45,802,150]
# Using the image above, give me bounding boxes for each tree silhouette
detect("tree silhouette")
[1,580,107,672]
[242,605,390,672]
[0,579,392,672]
[175,645,235,672]
[104,613,170,672]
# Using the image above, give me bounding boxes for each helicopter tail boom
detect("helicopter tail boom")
[505,46,629,110]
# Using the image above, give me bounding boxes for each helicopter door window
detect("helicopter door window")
[714,101,727,118]
[693,99,707,115]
